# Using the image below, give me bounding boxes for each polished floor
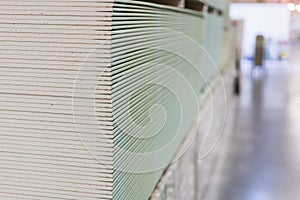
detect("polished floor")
[207,45,300,200]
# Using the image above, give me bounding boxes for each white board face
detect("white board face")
[0,1,115,199]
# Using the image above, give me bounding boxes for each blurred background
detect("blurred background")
[205,1,300,200]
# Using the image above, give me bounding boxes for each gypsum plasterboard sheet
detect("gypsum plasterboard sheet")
[0,35,196,66]
[110,58,204,130]
[0,24,195,38]
[0,41,115,104]
[111,66,200,157]
[0,59,197,129]
[0,168,111,187]
[111,64,203,100]
[111,42,205,99]
[111,56,203,121]
[1,76,116,186]
[110,1,204,159]
[0,144,114,166]
[201,13,224,82]
[110,1,204,200]
[109,4,202,152]
[0,11,116,103]
[0,28,198,62]
[115,0,202,17]
[0,128,114,148]
[0,1,115,7]
[0,164,114,184]
[0,9,198,19]
[110,31,203,66]
[0,1,116,199]
[0,132,113,152]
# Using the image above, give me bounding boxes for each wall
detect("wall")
[230,3,290,58]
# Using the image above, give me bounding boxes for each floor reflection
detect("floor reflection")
[206,45,300,200]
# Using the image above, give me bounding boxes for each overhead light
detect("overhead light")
[296,4,300,12]
[287,3,296,11]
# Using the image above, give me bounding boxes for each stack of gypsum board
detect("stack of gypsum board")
[111,1,205,200]
[202,13,224,81]
[0,0,209,200]
[0,0,114,199]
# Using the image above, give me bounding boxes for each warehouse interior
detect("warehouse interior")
[0,0,300,199]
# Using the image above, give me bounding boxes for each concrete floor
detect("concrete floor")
[207,46,300,200]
